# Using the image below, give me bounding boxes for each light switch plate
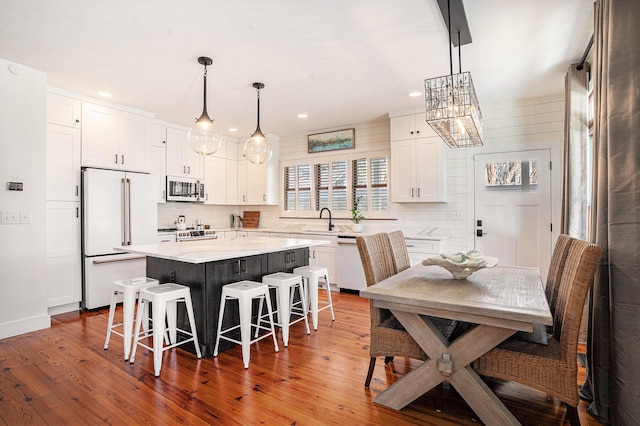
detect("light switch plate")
[20,211,31,224]
[2,211,20,224]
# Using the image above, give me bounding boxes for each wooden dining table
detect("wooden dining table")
[359,263,553,425]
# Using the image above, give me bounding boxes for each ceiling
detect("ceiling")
[0,0,593,140]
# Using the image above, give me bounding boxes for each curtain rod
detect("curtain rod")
[577,34,594,70]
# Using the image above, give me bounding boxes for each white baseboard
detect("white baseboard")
[48,302,81,316]
[0,314,51,340]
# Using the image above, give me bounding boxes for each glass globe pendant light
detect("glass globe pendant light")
[244,82,273,164]
[188,56,221,156]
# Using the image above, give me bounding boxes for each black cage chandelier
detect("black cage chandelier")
[425,0,483,148]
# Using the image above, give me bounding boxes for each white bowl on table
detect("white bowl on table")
[422,251,499,280]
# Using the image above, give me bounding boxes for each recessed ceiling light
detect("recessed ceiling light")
[408,91,421,97]
[297,113,308,118]
[228,128,238,132]
[97,91,112,98]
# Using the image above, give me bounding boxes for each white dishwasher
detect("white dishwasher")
[336,235,367,292]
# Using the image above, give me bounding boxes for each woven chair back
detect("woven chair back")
[545,234,574,316]
[356,233,396,286]
[553,238,602,361]
[388,230,411,273]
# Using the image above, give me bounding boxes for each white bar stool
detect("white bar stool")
[293,266,335,330]
[213,281,279,369]
[129,283,202,377]
[258,272,310,347]
[104,277,159,360]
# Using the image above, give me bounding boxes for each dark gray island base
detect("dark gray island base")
[146,247,309,357]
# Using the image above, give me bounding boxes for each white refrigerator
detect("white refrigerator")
[82,168,157,309]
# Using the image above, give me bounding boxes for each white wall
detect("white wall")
[0,58,50,338]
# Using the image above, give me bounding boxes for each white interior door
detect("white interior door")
[474,149,552,279]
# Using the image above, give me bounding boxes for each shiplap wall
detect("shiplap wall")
[159,94,565,254]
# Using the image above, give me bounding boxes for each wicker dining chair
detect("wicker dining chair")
[357,233,457,413]
[473,237,602,426]
[388,230,411,273]
[544,234,574,332]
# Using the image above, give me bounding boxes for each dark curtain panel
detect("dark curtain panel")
[582,0,640,424]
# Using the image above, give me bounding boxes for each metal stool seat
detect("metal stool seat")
[258,272,310,347]
[129,283,201,377]
[104,277,159,360]
[293,266,335,330]
[213,280,279,369]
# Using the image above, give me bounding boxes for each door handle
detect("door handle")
[411,188,415,197]
[476,229,487,237]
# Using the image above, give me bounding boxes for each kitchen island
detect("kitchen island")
[116,237,326,357]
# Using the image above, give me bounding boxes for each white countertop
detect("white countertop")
[115,237,328,264]
[216,227,450,241]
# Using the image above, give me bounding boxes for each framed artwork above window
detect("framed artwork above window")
[308,128,355,153]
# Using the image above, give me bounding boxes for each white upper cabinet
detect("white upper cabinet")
[390,113,446,202]
[81,102,150,172]
[204,153,227,204]
[236,137,280,205]
[46,123,81,202]
[390,113,434,141]
[147,122,167,203]
[166,125,204,179]
[47,93,81,128]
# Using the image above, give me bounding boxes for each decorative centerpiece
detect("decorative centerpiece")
[422,250,498,279]
[351,196,364,233]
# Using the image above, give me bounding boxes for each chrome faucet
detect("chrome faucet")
[319,207,334,231]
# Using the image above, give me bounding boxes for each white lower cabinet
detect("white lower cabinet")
[405,238,445,266]
[46,201,81,310]
[310,245,336,284]
[290,233,337,284]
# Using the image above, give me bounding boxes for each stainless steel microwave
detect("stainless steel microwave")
[166,176,205,202]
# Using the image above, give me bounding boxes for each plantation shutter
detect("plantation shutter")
[370,156,388,211]
[332,161,347,211]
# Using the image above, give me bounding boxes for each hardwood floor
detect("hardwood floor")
[0,292,601,425]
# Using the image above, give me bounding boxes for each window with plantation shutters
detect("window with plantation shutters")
[351,156,388,213]
[298,164,311,211]
[283,164,312,211]
[282,151,388,218]
[283,165,296,211]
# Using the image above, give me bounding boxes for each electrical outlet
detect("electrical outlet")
[1,211,19,224]
[20,211,31,224]
[447,212,463,220]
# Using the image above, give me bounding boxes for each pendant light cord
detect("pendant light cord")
[201,64,208,117]
[448,0,453,77]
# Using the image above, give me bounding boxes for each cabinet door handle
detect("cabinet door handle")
[285,252,290,263]
[183,166,186,174]
[121,154,125,165]
[115,154,118,164]
[411,188,415,197]
[243,195,246,202]
[416,130,420,135]
[76,207,79,218]
[162,190,165,200]
[291,251,295,262]
[188,166,191,174]
[75,185,79,196]
[205,193,208,201]
[417,188,421,197]
[235,259,241,273]
[241,259,247,273]
[263,194,266,202]
[312,250,316,259]
[74,119,80,125]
